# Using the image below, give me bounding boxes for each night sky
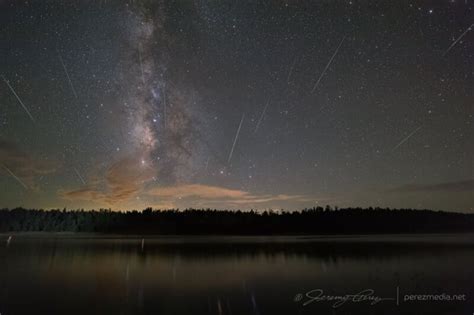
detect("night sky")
[0,0,472,212]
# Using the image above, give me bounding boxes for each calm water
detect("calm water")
[1,234,473,315]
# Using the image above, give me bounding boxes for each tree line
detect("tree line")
[0,206,473,234]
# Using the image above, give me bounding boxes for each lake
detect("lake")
[1,234,473,315]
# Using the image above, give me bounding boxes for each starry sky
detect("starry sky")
[0,0,473,212]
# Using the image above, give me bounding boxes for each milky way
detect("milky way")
[62,1,207,206]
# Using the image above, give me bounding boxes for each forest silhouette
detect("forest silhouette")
[1,206,473,234]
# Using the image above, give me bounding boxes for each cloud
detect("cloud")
[147,184,247,199]
[0,139,56,189]
[146,184,311,206]
[387,180,474,193]
[60,155,156,205]
[61,179,314,209]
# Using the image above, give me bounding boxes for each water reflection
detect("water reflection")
[1,235,473,315]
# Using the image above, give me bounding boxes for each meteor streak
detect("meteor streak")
[228,113,245,163]
[57,51,78,99]
[254,99,270,134]
[311,36,346,93]
[391,125,423,152]
[73,167,86,185]
[1,164,28,189]
[1,75,35,123]
[443,23,473,57]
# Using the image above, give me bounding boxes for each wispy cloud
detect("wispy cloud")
[146,184,312,206]
[0,139,55,189]
[60,155,320,209]
[387,180,474,193]
[60,155,155,205]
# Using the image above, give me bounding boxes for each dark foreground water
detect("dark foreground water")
[0,234,473,315]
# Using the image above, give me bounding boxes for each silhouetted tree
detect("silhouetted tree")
[0,207,473,235]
